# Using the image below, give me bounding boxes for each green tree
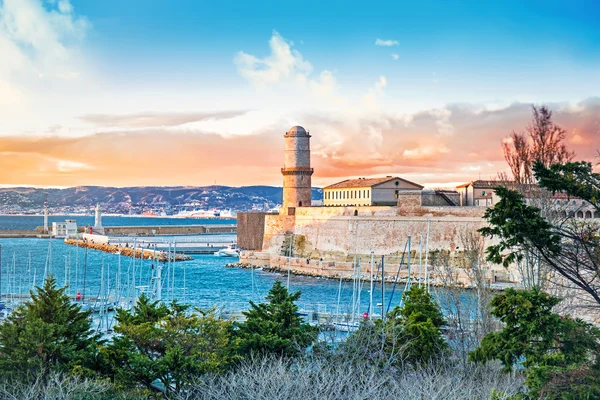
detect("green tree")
[344,285,447,368]
[469,288,600,399]
[0,276,100,381]
[533,160,599,212]
[236,280,318,357]
[105,294,239,395]
[480,178,600,306]
[389,285,447,366]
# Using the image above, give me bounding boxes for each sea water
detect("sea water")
[0,216,475,317]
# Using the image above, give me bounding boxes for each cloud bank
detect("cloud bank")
[0,99,598,187]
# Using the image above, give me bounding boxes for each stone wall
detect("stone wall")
[237,212,270,250]
[421,190,461,206]
[262,204,490,260]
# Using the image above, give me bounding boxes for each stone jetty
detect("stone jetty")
[64,239,193,262]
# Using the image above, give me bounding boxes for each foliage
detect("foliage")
[0,276,100,382]
[479,186,561,269]
[533,160,600,212]
[345,285,447,368]
[236,280,318,358]
[105,293,239,395]
[480,179,600,305]
[469,288,600,399]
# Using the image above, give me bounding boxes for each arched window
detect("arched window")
[595,211,600,219]
[299,201,303,207]
[585,210,592,219]
[576,210,584,218]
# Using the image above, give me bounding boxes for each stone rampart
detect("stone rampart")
[237,212,270,250]
[262,205,488,259]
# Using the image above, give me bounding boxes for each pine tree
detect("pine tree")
[389,285,447,366]
[106,293,239,395]
[0,276,100,381]
[469,288,600,398]
[236,280,318,357]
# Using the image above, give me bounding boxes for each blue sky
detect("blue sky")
[0,0,598,187]
[73,0,600,102]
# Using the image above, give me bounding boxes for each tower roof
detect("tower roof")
[285,125,309,137]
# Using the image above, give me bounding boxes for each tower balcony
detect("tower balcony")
[281,167,314,176]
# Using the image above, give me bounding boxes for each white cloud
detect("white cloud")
[0,0,90,131]
[362,76,388,109]
[0,0,89,81]
[391,53,399,60]
[375,76,387,93]
[234,30,312,87]
[375,38,399,47]
[234,30,346,109]
[429,108,455,136]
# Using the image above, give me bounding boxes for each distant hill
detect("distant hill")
[0,186,324,214]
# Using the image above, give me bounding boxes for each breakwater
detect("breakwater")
[64,239,193,262]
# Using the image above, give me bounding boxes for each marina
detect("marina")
[0,235,449,329]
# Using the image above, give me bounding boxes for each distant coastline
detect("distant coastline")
[0,213,236,220]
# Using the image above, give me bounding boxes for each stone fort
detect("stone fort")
[237,125,519,284]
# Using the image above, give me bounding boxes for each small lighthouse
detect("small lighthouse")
[43,197,49,234]
[93,203,104,234]
[281,125,313,214]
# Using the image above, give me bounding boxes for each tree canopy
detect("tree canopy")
[470,288,600,399]
[0,276,100,381]
[105,293,239,395]
[236,280,318,357]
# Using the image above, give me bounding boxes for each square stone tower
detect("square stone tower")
[281,125,313,214]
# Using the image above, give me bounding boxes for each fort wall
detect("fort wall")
[262,205,489,258]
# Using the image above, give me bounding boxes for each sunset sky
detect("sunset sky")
[0,0,599,188]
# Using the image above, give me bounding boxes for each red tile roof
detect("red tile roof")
[456,180,513,189]
[324,176,424,190]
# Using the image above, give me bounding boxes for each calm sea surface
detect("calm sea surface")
[0,215,235,231]
[0,237,426,315]
[0,217,474,316]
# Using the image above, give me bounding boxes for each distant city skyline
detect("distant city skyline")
[0,0,598,188]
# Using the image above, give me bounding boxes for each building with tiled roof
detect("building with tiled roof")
[456,180,508,206]
[323,176,424,207]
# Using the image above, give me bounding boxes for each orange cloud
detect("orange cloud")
[0,99,598,188]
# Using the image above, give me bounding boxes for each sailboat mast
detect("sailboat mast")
[287,237,293,290]
[369,251,374,320]
[424,218,431,290]
[381,256,385,322]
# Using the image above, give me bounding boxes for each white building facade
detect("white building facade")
[323,177,424,207]
[52,220,78,237]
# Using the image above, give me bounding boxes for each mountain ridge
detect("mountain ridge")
[0,186,324,214]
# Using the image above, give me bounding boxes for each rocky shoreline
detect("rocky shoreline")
[226,261,513,291]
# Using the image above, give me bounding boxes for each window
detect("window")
[482,191,486,196]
